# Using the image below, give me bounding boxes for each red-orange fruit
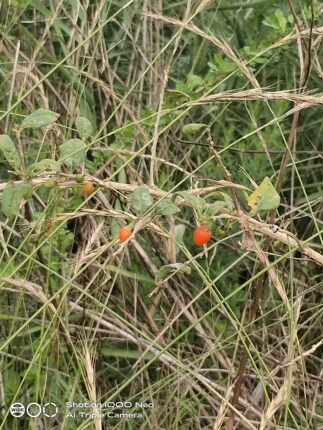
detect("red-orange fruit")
[119,226,132,242]
[83,181,95,195]
[193,225,212,246]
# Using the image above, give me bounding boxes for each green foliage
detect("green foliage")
[176,73,204,95]
[41,227,74,274]
[177,191,233,224]
[79,93,97,131]
[59,139,87,169]
[111,218,122,240]
[247,177,280,214]
[165,89,190,107]
[177,192,205,210]
[21,108,59,129]
[204,201,228,217]
[28,159,61,176]
[209,54,237,75]
[130,186,153,214]
[115,122,137,145]
[155,198,180,216]
[0,134,21,172]
[3,369,20,400]
[0,260,16,277]
[155,263,191,284]
[182,123,207,139]
[174,224,186,244]
[75,116,94,140]
[1,182,33,218]
[263,9,288,34]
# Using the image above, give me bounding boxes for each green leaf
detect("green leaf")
[165,89,190,107]
[0,135,21,171]
[59,139,87,169]
[118,167,127,184]
[204,201,227,217]
[0,260,16,279]
[212,55,236,74]
[106,264,154,284]
[21,109,59,129]
[186,73,204,92]
[1,182,33,218]
[155,263,191,284]
[28,159,61,176]
[75,116,94,139]
[111,219,121,240]
[247,177,280,214]
[3,369,20,398]
[175,224,186,244]
[177,191,205,210]
[101,347,155,361]
[204,192,234,216]
[263,10,287,34]
[182,123,207,139]
[174,224,186,254]
[156,198,180,216]
[275,9,287,33]
[115,122,136,145]
[130,186,153,214]
[222,192,235,212]
[79,93,97,131]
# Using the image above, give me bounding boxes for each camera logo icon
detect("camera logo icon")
[9,402,57,418]
[9,403,25,418]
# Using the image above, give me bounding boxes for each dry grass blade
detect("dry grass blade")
[200,89,323,106]
[259,381,288,430]
[221,213,323,267]
[240,213,289,307]
[145,12,260,88]
[79,342,102,430]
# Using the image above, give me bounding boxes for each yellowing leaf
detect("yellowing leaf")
[247,177,280,214]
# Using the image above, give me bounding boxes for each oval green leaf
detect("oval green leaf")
[1,182,33,218]
[75,116,94,140]
[59,139,87,169]
[182,123,207,139]
[0,135,21,171]
[156,198,180,216]
[21,109,59,129]
[177,191,205,210]
[130,186,153,214]
[28,159,61,176]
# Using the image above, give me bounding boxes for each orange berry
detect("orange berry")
[193,224,212,246]
[83,181,95,195]
[119,226,132,242]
